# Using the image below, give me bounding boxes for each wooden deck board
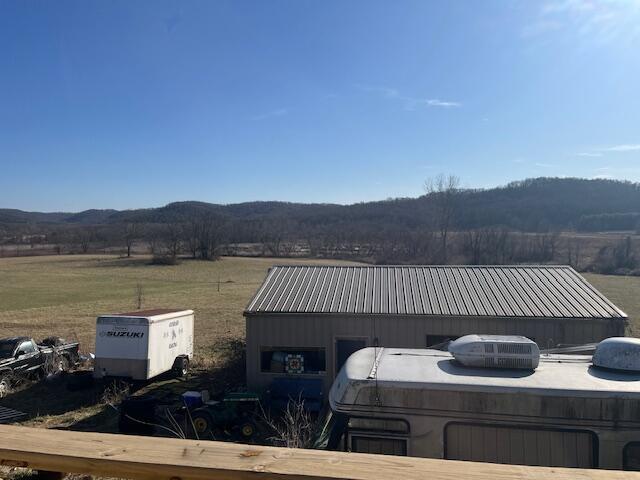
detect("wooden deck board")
[0,425,637,480]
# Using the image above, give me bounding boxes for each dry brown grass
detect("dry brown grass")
[0,254,362,356]
[584,273,640,336]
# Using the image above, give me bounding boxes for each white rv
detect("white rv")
[317,335,640,471]
[94,309,194,381]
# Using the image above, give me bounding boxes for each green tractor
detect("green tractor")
[189,392,262,440]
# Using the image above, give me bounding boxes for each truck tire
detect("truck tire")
[57,354,71,372]
[0,373,12,399]
[173,356,189,377]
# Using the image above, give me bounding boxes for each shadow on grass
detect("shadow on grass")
[0,337,247,439]
[85,256,154,268]
[1,372,105,421]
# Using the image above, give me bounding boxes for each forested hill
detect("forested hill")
[2,177,640,233]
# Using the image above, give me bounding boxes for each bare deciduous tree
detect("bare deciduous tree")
[566,236,584,270]
[424,174,461,263]
[164,222,182,258]
[123,223,140,257]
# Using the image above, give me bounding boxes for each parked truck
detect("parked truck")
[93,309,194,381]
[0,336,80,397]
[316,335,640,471]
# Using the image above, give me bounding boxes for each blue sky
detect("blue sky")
[1,0,639,211]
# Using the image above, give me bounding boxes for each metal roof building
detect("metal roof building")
[244,265,627,393]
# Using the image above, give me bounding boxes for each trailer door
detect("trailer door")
[445,423,596,468]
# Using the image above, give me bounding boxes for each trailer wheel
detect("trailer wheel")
[173,356,189,377]
[0,374,12,399]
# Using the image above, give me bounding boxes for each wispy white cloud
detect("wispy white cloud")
[604,144,640,152]
[574,143,640,157]
[576,152,603,157]
[513,158,526,164]
[251,108,288,121]
[523,0,640,45]
[535,162,557,168]
[357,84,461,110]
[423,99,461,108]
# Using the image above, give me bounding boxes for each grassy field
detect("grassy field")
[584,273,640,336]
[0,254,361,356]
[0,255,638,353]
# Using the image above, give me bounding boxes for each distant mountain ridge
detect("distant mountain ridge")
[2,177,640,232]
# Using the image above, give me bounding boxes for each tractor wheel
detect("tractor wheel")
[239,421,256,439]
[191,411,213,437]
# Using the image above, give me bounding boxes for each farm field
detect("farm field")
[584,273,640,336]
[0,255,638,353]
[0,254,362,356]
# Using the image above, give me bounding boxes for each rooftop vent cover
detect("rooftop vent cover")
[448,334,540,370]
[592,337,640,372]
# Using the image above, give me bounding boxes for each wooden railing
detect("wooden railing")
[0,425,637,480]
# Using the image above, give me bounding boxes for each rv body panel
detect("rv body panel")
[325,347,640,470]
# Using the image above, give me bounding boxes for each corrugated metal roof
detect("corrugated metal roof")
[245,265,626,319]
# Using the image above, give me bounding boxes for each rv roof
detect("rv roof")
[338,347,640,399]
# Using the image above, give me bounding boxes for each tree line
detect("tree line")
[1,176,639,274]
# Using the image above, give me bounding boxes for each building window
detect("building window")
[351,435,407,456]
[426,335,459,348]
[624,443,640,471]
[260,347,326,374]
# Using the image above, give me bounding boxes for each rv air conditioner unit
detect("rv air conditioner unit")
[592,337,640,372]
[448,334,540,370]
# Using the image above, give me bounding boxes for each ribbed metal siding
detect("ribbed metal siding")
[246,266,625,319]
[244,314,622,392]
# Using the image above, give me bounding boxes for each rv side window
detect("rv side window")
[624,442,640,471]
[348,417,409,434]
[351,436,407,456]
[260,347,326,374]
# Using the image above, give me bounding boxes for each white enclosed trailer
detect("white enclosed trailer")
[94,309,194,380]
